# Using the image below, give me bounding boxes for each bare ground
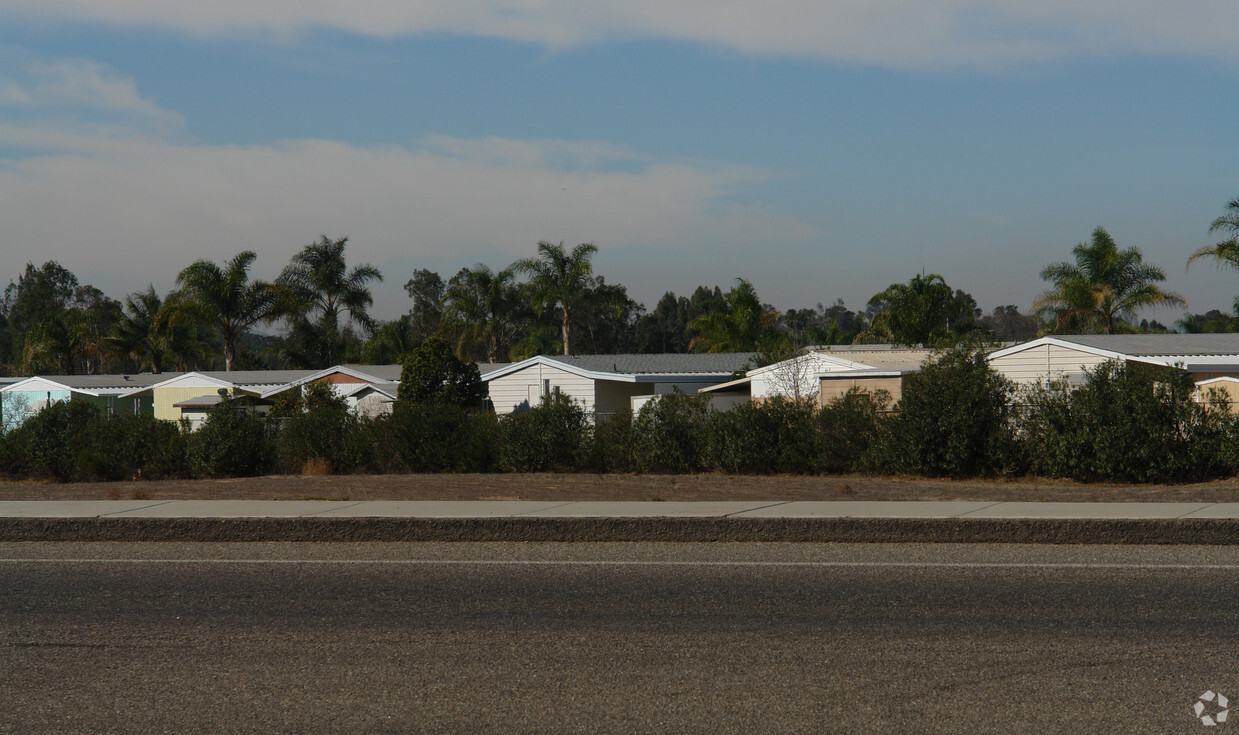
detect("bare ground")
[4,473,1239,503]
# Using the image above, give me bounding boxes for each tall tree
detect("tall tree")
[513,241,599,356]
[687,279,777,353]
[176,251,280,371]
[567,276,642,355]
[860,273,984,347]
[1187,198,1239,272]
[634,292,691,353]
[443,264,525,363]
[403,268,445,342]
[107,286,176,373]
[276,236,382,367]
[279,235,382,327]
[361,316,420,364]
[1,263,122,375]
[1036,227,1185,334]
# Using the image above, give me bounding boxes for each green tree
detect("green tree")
[106,286,187,374]
[1036,227,1185,334]
[443,264,526,362]
[687,279,777,353]
[513,241,599,355]
[398,335,484,408]
[403,268,446,342]
[860,273,984,347]
[565,277,641,355]
[277,235,383,367]
[177,251,280,371]
[1,262,122,375]
[634,292,691,353]
[1187,198,1239,273]
[361,315,420,364]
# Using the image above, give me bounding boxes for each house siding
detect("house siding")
[989,344,1111,385]
[155,386,228,422]
[595,381,654,417]
[488,364,597,414]
[819,376,905,406]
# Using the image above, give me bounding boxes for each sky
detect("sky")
[1,2,1238,325]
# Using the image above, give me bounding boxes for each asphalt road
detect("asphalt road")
[3,542,1239,734]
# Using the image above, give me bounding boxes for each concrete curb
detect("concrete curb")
[4,516,1239,544]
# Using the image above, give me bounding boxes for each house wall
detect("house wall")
[488,364,597,414]
[352,391,392,418]
[989,344,1112,386]
[0,388,71,431]
[155,387,228,421]
[819,377,905,406]
[1198,381,1239,411]
[595,381,653,417]
[320,373,368,384]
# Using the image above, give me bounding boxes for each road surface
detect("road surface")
[3,542,1238,733]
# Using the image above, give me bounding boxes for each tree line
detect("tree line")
[3,198,1238,377]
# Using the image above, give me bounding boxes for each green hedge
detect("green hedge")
[3,350,1239,484]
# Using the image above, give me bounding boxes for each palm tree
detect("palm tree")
[1187,198,1239,272]
[276,236,383,367]
[176,251,280,371]
[108,286,173,373]
[443,264,524,362]
[513,241,598,355]
[278,235,383,334]
[1035,227,1185,334]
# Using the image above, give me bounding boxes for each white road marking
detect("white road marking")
[2,559,1239,569]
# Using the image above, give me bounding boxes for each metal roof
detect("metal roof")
[545,353,755,375]
[6,372,186,393]
[1048,334,1239,357]
[191,370,319,386]
[819,349,932,370]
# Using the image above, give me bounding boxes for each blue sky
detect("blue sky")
[1,2,1237,324]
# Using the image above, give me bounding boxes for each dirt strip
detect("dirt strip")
[3,473,1239,503]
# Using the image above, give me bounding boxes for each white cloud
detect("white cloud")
[0,132,813,314]
[0,59,183,138]
[2,0,1237,68]
[0,58,813,313]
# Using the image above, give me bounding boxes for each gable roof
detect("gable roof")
[118,370,318,398]
[483,353,755,383]
[989,334,1239,373]
[2,372,184,396]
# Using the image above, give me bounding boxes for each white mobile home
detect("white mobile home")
[484,353,753,419]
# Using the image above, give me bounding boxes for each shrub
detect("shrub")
[862,347,1017,478]
[583,408,635,473]
[1021,360,1236,483]
[704,398,818,474]
[370,402,496,473]
[630,392,712,473]
[815,389,889,473]
[498,392,590,472]
[4,399,100,481]
[275,383,365,474]
[70,413,187,481]
[186,398,275,478]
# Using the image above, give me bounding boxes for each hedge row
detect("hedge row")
[2,348,1237,483]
